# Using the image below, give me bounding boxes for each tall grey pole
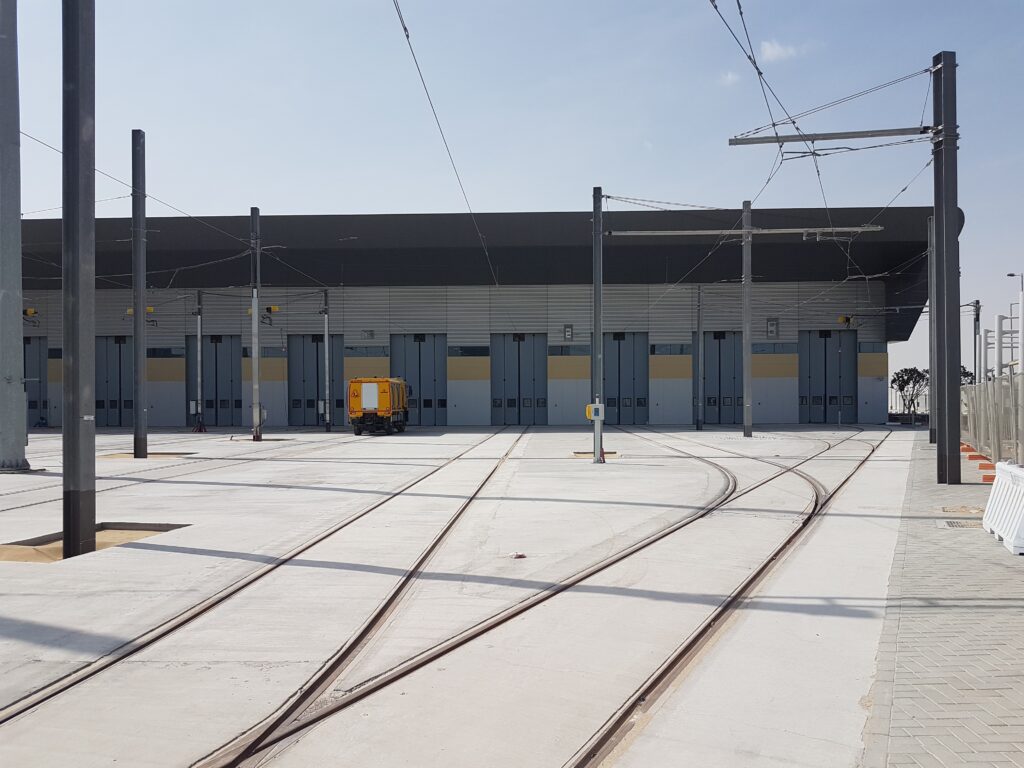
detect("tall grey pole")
[995,315,1005,378]
[1019,284,1024,370]
[995,316,1005,460]
[250,207,262,441]
[323,289,331,432]
[696,285,704,430]
[0,0,29,471]
[1018,286,1023,462]
[131,129,147,458]
[592,187,603,463]
[973,300,980,388]
[741,200,753,438]
[194,290,205,431]
[62,0,96,556]
[981,329,990,452]
[927,216,936,443]
[932,50,961,484]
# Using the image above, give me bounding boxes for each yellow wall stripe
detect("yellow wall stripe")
[858,352,888,378]
[448,357,490,381]
[243,358,287,382]
[549,356,590,380]
[345,357,390,380]
[651,355,692,380]
[146,358,185,382]
[752,353,798,378]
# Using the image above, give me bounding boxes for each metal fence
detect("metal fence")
[961,370,1024,463]
[888,388,930,418]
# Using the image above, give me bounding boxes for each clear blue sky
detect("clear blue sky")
[16,1,1024,372]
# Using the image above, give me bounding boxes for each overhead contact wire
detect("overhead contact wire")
[390,0,499,288]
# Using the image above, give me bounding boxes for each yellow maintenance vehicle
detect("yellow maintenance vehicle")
[347,377,409,435]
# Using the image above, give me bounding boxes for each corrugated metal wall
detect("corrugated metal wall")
[649,285,695,343]
[23,281,887,349]
[446,286,489,345]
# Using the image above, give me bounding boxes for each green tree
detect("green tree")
[891,367,929,414]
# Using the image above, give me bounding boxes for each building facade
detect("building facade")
[20,207,931,429]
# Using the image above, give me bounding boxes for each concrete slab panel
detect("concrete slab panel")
[605,431,912,768]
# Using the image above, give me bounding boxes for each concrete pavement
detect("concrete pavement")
[3,426,1015,768]
[862,441,1024,768]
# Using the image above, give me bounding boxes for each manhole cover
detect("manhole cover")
[939,519,984,529]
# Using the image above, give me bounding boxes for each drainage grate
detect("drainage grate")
[943,519,983,529]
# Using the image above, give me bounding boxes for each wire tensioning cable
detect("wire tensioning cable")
[615,140,786,330]
[781,136,932,159]
[20,129,335,290]
[23,248,253,284]
[715,0,923,293]
[266,250,329,288]
[603,195,725,211]
[735,67,933,139]
[20,130,253,251]
[21,194,131,218]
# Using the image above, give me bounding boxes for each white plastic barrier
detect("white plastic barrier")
[982,462,1024,555]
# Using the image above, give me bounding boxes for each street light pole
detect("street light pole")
[1008,274,1024,368]
[1012,274,1024,461]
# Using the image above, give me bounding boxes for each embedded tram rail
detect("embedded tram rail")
[0,428,510,726]
[563,426,892,767]
[194,427,887,768]
[0,427,900,768]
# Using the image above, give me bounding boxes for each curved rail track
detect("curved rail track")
[0,428,511,726]
[205,427,879,767]
[1,426,889,768]
[192,427,533,766]
[561,426,892,768]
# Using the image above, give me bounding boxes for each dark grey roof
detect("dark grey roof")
[22,206,945,341]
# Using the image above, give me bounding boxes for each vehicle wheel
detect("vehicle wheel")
[385,422,395,435]
[354,426,362,436]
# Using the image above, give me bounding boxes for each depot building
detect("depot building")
[20,207,930,429]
